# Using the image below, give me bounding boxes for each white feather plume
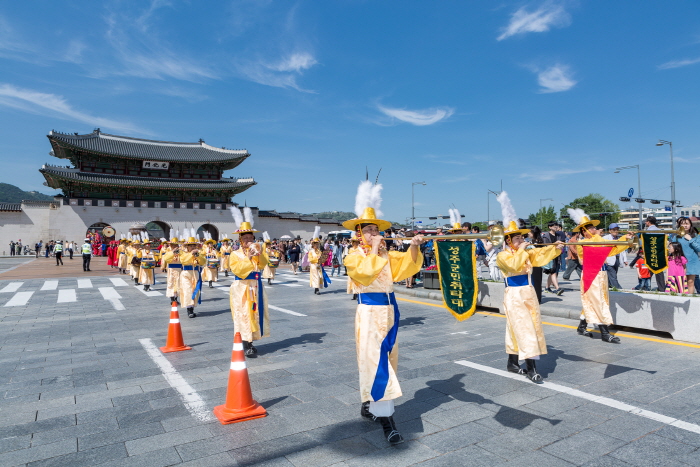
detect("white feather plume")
[230,206,243,228]
[449,208,461,225]
[263,231,270,242]
[567,208,588,225]
[243,207,254,227]
[196,233,200,241]
[175,229,179,240]
[312,226,321,240]
[120,234,124,240]
[159,237,166,242]
[496,191,518,227]
[354,180,383,218]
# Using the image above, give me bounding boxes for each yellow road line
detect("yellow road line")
[396,296,700,349]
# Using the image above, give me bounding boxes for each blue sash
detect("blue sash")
[321,267,331,288]
[505,274,529,287]
[358,292,400,401]
[234,272,265,335]
[183,265,203,304]
[167,264,182,269]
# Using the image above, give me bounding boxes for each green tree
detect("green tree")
[528,205,557,230]
[560,194,620,231]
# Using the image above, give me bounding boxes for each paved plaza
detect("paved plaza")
[1,259,700,466]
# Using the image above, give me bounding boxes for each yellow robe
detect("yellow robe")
[346,246,361,294]
[162,249,182,298]
[308,248,323,288]
[576,235,630,325]
[228,245,270,342]
[138,251,155,285]
[162,251,206,308]
[127,246,140,278]
[201,246,220,282]
[262,246,277,279]
[496,245,561,359]
[117,244,128,269]
[344,247,422,403]
[160,246,171,272]
[219,244,233,272]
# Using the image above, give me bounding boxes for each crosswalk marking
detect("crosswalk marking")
[109,277,129,287]
[99,287,124,310]
[134,286,162,297]
[4,291,33,307]
[0,282,23,293]
[57,289,76,303]
[77,279,92,288]
[41,281,58,291]
[268,304,307,317]
[280,283,302,287]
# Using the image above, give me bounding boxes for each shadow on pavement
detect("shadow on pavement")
[259,333,327,354]
[399,316,426,328]
[539,345,657,379]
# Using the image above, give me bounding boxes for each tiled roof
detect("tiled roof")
[256,210,341,225]
[40,165,256,191]
[48,130,250,163]
[0,203,21,211]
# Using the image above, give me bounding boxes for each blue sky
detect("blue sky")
[1,1,699,225]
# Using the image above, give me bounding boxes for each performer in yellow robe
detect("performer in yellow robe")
[219,237,233,277]
[162,237,205,318]
[138,244,156,291]
[308,240,324,294]
[127,242,141,285]
[163,238,182,303]
[346,237,361,300]
[570,211,631,343]
[228,216,270,356]
[201,240,220,288]
[343,187,424,445]
[261,235,278,285]
[496,215,562,383]
[117,239,128,273]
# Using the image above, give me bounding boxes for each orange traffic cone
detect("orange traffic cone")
[160,302,192,353]
[213,332,267,424]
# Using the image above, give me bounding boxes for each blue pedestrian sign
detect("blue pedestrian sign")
[628,188,634,197]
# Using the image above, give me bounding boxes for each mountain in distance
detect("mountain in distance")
[0,183,56,203]
[304,211,356,222]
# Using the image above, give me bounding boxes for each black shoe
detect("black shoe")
[507,354,526,375]
[314,288,320,295]
[577,319,593,337]
[526,359,543,384]
[352,294,358,301]
[361,402,377,421]
[599,325,620,344]
[187,307,196,318]
[143,285,149,291]
[244,341,256,357]
[378,416,404,444]
[268,278,271,285]
[225,271,229,277]
[555,288,564,296]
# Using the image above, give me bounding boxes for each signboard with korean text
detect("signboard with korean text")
[434,241,478,321]
[641,233,668,274]
[142,161,169,170]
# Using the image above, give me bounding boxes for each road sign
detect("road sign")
[628,188,634,197]
[665,206,672,212]
[416,220,423,224]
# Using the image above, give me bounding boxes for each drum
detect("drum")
[207,259,220,269]
[268,256,281,268]
[141,260,155,269]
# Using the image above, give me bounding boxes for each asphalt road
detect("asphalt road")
[1,267,699,466]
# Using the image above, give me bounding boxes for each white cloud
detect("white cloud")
[658,57,700,70]
[377,105,455,126]
[498,2,571,41]
[235,52,318,92]
[534,64,577,93]
[519,166,603,181]
[270,52,317,72]
[0,83,146,135]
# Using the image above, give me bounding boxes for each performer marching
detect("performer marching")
[569,209,631,343]
[346,235,361,300]
[228,206,270,357]
[261,232,278,285]
[117,237,128,274]
[163,236,182,304]
[344,179,424,445]
[201,237,220,288]
[308,226,325,295]
[496,192,563,383]
[128,239,141,285]
[138,240,156,291]
[162,230,205,318]
[219,236,233,277]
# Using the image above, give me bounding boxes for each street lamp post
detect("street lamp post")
[411,182,426,231]
[656,140,677,225]
[487,189,500,226]
[539,198,553,229]
[614,165,642,230]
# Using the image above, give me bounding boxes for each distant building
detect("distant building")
[619,203,700,230]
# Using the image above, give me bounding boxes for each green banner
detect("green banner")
[434,241,478,321]
[641,233,668,274]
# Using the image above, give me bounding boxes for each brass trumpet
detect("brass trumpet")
[550,236,640,249]
[388,224,505,247]
[625,226,686,236]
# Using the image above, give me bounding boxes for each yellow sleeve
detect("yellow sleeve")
[230,254,255,279]
[388,250,423,282]
[196,253,206,266]
[344,253,388,286]
[136,250,143,258]
[308,249,319,264]
[609,237,630,257]
[162,251,174,264]
[496,249,529,274]
[528,244,562,267]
